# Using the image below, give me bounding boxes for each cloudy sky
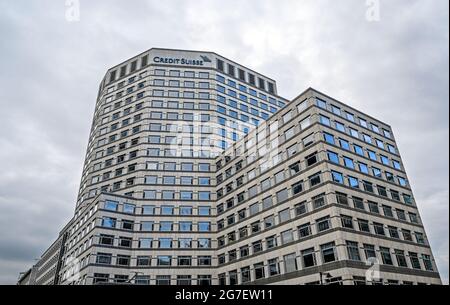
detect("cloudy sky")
[0,0,448,285]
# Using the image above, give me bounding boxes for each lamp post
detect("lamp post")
[319,272,332,285]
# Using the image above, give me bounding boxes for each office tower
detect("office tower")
[18,48,441,285]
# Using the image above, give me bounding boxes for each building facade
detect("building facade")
[20,48,441,285]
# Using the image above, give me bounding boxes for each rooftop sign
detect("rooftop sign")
[153,55,212,66]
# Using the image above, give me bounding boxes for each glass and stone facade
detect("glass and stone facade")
[19,48,441,285]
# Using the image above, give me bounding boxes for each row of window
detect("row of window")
[97,234,211,250]
[101,217,212,232]
[141,188,211,200]
[316,98,393,140]
[320,114,397,155]
[95,252,213,267]
[153,79,211,89]
[324,131,403,170]
[327,148,407,186]
[216,59,275,94]
[218,241,433,285]
[98,234,212,250]
[107,55,148,83]
[330,170,413,205]
[217,210,424,252]
[103,200,213,216]
[91,273,212,286]
[334,191,418,222]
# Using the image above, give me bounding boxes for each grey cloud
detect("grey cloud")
[0,0,448,284]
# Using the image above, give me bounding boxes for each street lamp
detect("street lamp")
[319,272,332,285]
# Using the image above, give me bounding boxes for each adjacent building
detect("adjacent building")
[19,48,441,285]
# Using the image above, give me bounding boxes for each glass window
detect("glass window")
[324,132,335,145]
[339,139,350,150]
[359,163,369,174]
[317,98,327,109]
[320,115,331,126]
[344,157,354,169]
[335,121,346,132]
[332,171,344,184]
[348,176,359,188]
[321,242,337,263]
[346,241,361,261]
[104,200,118,211]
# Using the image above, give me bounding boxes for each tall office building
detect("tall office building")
[19,48,441,285]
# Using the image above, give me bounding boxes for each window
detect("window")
[139,238,153,249]
[295,202,308,216]
[409,252,422,269]
[373,223,385,236]
[179,222,192,232]
[422,255,434,271]
[285,127,295,140]
[349,128,359,138]
[263,196,273,210]
[316,98,327,109]
[104,200,118,211]
[254,263,265,280]
[321,242,337,263]
[289,162,301,175]
[268,258,280,276]
[142,205,155,215]
[320,115,331,126]
[302,248,316,268]
[160,222,173,232]
[137,256,151,266]
[389,226,400,239]
[292,181,303,195]
[353,197,365,210]
[96,253,112,265]
[339,139,350,150]
[347,241,361,261]
[276,189,289,203]
[324,132,335,145]
[306,153,318,167]
[117,255,131,266]
[102,217,116,228]
[363,244,377,260]
[283,111,293,123]
[335,121,346,132]
[363,134,372,144]
[141,222,154,231]
[328,151,340,164]
[332,171,344,184]
[157,256,172,266]
[382,205,394,218]
[395,250,408,267]
[344,157,354,169]
[312,194,326,209]
[298,223,311,238]
[354,144,364,156]
[99,234,114,246]
[348,176,359,188]
[179,239,192,249]
[341,215,354,229]
[300,117,311,130]
[309,173,321,187]
[358,219,370,233]
[198,222,211,232]
[281,230,294,244]
[380,247,393,265]
[279,209,291,223]
[317,217,331,232]
[368,150,377,161]
[284,253,298,273]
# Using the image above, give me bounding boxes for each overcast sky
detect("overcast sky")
[0,0,448,285]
